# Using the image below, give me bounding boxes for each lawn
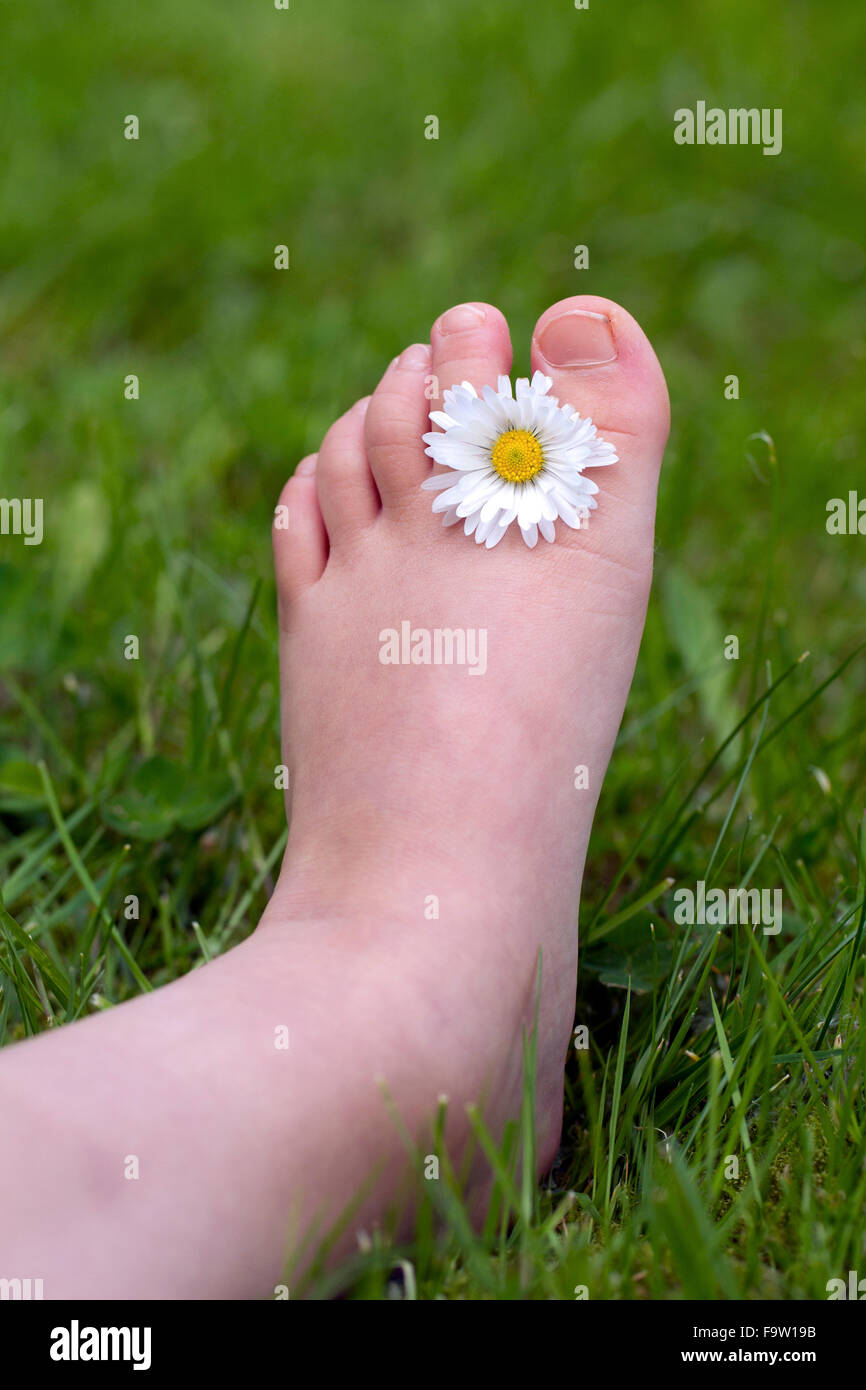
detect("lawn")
[1,0,865,1299]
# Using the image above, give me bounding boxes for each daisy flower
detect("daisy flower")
[421,371,617,548]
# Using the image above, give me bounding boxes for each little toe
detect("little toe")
[273,454,328,615]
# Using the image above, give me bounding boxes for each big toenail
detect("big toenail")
[437,304,487,335]
[351,395,372,413]
[397,343,432,369]
[295,455,318,476]
[535,310,617,368]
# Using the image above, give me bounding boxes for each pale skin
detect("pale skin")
[0,296,669,1298]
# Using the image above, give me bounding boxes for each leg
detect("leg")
[0,297,668,1298]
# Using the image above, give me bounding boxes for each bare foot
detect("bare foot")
[267,295,669,1174]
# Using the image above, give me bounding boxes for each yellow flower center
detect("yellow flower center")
[490,429,545,483]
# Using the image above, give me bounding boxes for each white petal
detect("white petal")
[423,436,492,470]
[475,512,501,545]
[588,446,618,466]
[545,472,598,505]
[494,482,517,514]
[428,410,459,430]
[432,485,467,512]
[485,522,508,548]
[455,475,502,517]
[520,522,538,548]
[449,382,477,399]
[538,490,558,522]
[431,470,490,511]
[557,498,583,529]
[421,472,457,491]
[538,517,556,543]
[501,396,524,429]
[440,395,483,428]
[517,490,542,528]
[480,385,510,429]
[444,421,499,446]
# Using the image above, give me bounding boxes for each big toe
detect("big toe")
[531,295,670,565]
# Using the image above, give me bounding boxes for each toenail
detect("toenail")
[535,310,617,368]
[351,395,372,413]
[397,343,432,370]
[436,303,487,335]
[295,455,318,476]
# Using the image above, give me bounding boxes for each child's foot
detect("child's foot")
[0,297,669,1301]
[267,295,669,1180]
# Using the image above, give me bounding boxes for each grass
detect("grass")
[1,0,865,1299]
